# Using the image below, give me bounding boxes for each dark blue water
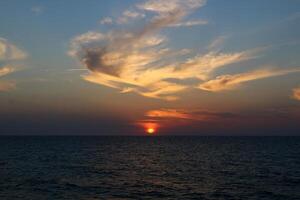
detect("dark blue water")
[0,136,300,200]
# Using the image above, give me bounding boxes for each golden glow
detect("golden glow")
[293,87,300,101]
[146,109,192,119]
[71,3,256,102]
[199,68,300,92]
[147,128,155,134]
[136,121,159,135]
[0,66,15,77]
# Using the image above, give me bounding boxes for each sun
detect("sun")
[147,128,155,134]
[139,122,158,135]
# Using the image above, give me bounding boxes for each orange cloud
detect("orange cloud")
[0,80,16,92]
[0,38,27,92]
[0,66,15,77]
[71,30,255,100]
[293,87,300,101]
[0,38,27,61]
[146,109,194,119]
[69,0,259,100]
[0,66,16,92]
[199,68,300,92]
[145,108,237,121]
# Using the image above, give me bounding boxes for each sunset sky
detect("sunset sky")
[1,0,300,135]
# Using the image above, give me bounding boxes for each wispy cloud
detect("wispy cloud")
[208,36,227,51]
[293,86,300,101]
[0,38,27,92]
[137,0,206,14]
[31,6,44,15]
[0,66,15,77]
[99,17,113,25]
[0,38,27,61]
[117,10,146,24]
[100,10,146,25]
[145,108,237,121]
[168,19,208,27]
[78,48,253,100]
[69,0,260,100]
[137,107,237,131]
[199,68,300,92]
[0,66,16,92]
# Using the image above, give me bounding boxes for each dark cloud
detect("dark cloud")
[82,47,122,76]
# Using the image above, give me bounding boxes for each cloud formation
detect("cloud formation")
[0,38,27,61]
[100,17,113,25]
[0,66,16,92]
[199,68,300,92]
[293,87,300,101]
[117,10,146,24]
[69,0,259,100]
[31,6,44,15]
[136,107,238,132]
[0,38,27,92]
[70,0,299,100]
[168,19,208,27]
[137,0,206,14]
[146,108,237,121]
[0,66,15,77]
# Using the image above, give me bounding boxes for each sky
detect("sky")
[0,0,300,135]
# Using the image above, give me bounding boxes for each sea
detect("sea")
[0,136,300,200]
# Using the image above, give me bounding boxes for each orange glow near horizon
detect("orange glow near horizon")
[147,128,155,134]
[138,121,159,135]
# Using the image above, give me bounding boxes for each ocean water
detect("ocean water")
[0,136,300,200]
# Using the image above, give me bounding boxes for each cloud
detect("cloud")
[208,36,227,50]
[137,0,206,14]
[0,38,27,61]
[68,31,106,57]
[69,0,257,100]
[31,6,44,15]
[0,66,16,92]
[123,10,145,19]
[199,68,300,92]
[0,66,15,77]
[78,48,252,100]
[176,50,256,80]
[0,38,26,92]
[293,87,300,101]
[146,109,196,120]
[137,107,237,131]
[145,108,237,121]
[168,19,208,27]
[117,10,146,24]
[100,17,113,25]
[100,10,146,25]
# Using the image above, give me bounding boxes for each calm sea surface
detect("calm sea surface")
[0,136,300,200]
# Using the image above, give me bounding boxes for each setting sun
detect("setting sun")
[147,128,155,134]
[138,121,159,135]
